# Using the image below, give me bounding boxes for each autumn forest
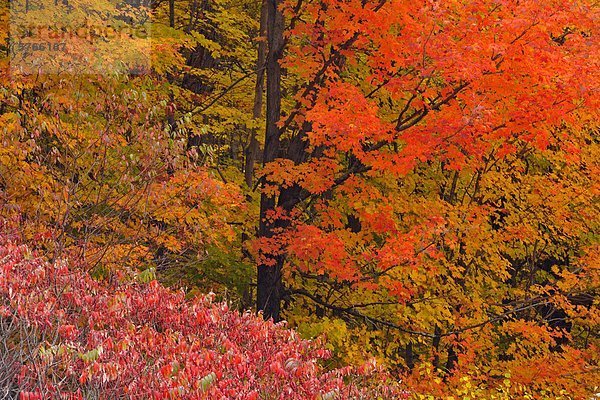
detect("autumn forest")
[0,0,598,398]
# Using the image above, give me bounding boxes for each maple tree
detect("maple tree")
[252,0,599,397]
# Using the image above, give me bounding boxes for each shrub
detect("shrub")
[0,235,407,399]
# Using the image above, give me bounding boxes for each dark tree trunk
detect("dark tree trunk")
[169,0,175,28]
[182,1,216,94]
[256,0,285,321]
[432,325,442,370]
[244,0,267,188]
[444,346,458,374]
[405,342,415,370]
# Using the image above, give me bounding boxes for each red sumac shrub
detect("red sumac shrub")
[0,235,407,399]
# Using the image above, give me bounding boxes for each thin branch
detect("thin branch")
[188,66,266,115]
[291,288,437,338]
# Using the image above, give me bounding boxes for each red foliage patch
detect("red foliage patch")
[0,236,407,399]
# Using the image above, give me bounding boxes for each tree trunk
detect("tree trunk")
[169,0,175,28]
[256,0,284,321]
[432,325,442,370]
[244,0,267,188]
